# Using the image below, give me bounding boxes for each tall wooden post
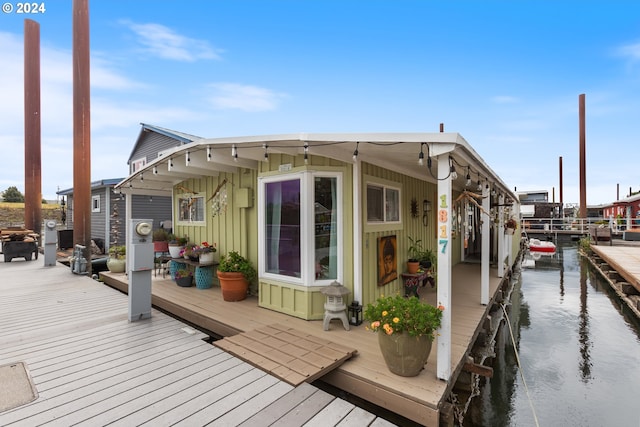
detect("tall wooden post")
[24,19,42,236]
[73,0,91,271]
[579,94,586,219]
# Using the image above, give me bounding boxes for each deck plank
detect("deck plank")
[1,261,393,426]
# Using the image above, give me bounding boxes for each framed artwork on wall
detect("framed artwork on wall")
[378,235,397,286]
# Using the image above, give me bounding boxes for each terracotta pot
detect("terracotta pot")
[153,241,169,253]
[378,331,433,377]
[217,271,249,301]
[406,260,420,274]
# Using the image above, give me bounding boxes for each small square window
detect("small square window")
[367,183,400,223]
[91,195,100,213]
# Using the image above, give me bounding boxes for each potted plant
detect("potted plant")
[152,228,170,254]
[407,236,423,274]
[505,218,518,235]
[174,268,193,287]
[194,241,216,264]
[168,234,188,258]
[216,250,256,301]
[365,294,444,377]
[106,245,126,273]
[182,243,199,261]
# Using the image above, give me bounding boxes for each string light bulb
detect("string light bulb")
[186,150,191,165]
[140,173,144,182]
[352,141,360,162]
[466,167,471,187]
[232,145,238,162]
[418,143,425,166]
[304,144,309,164]
[207,145,211,160]
[153,166,158,175]
[263,144,269,162]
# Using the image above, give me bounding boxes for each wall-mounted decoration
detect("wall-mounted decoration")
[378,235,397,286]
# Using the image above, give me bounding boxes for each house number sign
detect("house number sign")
[438,194,449,254]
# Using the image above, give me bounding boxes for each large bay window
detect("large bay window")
[259,172,341,286]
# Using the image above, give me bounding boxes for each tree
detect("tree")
[2,186,24,203]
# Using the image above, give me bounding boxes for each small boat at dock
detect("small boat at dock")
[528,238,556,253]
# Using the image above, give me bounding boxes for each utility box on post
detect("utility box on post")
[128,219,153,322]
[43,219,57,266]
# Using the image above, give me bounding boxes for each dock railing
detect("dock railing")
[521,216,640,236]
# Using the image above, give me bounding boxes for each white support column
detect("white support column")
[497,194,505,278]
[352,161,362,303]
[481,184,490,305]
[436,155,452,381]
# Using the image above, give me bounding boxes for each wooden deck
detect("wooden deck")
[0,260,395,426]
[100,261,507,426]
[589,244,640,296]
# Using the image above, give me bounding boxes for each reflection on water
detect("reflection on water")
[466,242,640,427]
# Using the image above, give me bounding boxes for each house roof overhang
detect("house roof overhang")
[113,132,518,202]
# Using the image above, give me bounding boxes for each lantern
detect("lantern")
[320,281,350,331]
[348,301,363,326]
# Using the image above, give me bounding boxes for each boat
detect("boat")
[528,238,556,253]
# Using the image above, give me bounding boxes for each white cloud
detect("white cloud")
[616,41,640,60]
[207,83,287,112]
[491,95,519,104]
[121,21,222,62]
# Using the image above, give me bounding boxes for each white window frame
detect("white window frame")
[258,171,343,287]
[131,157,147,174]
[176,192,206,226]
[91,195,100,213]
[366,182,401,224]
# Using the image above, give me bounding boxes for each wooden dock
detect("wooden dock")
[0,260,395,426]
[587,243,640,318]
[99,261,508,426]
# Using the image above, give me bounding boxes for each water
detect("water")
[467,242,640,427]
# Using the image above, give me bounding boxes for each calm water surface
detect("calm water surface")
[467,242,640,427]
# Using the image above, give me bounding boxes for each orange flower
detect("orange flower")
[383,324,394,335]
[392,317,400,324]
[371,321,380,329]
[382,310,388,317]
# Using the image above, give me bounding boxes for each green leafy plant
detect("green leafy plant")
[152,228,170,242]
[174,268,193,279]
[108,245,126,260]
[218,251,256,283]
[407,236,423,262]
[168,234,188,246]
[364,294,443,339]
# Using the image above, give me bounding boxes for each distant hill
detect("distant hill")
[0,203,63,229]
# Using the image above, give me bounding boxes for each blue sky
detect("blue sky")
[1,1,639,205]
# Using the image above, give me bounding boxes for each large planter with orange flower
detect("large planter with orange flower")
[378,331,433,376]
[364,294,443,377]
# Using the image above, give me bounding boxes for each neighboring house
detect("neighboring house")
[56,123,197,251]
[115,131,521,381]
[57,178,126,251]
[603,193,640,227]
